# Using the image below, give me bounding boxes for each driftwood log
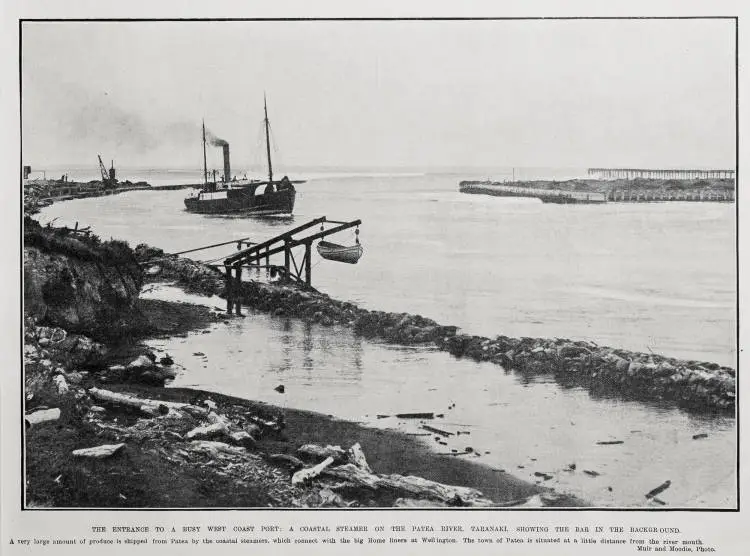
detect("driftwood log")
[297,444,348,464]
[88,387,208,419]
[292,456,335,485]
[186,421,230,440]
[348,443,372,473]
[323,463,494,507]
[269,453,305,471]
[422,424,453,437]
[188,440,247,458]
[72,443,125,459]
[645,480,672,499]
[291,442,493,506]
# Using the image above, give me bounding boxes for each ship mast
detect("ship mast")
[264,94,273,183]
[202,120,208,186]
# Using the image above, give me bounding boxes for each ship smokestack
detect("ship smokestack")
[222,144,231,183]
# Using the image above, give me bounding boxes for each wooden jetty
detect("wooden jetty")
[606,188,734,202]
[222,217,361,315]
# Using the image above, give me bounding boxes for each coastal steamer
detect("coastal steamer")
[185,98,297,215]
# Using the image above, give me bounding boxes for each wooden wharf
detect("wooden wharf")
[222,217,361,314]
[588,168,735,180]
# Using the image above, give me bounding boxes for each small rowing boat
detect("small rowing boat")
[317,240,363,264]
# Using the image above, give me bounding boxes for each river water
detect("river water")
[38,170,737,508]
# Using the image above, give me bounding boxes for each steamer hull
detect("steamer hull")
[184,185,295,215]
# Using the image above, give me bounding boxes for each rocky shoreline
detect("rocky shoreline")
[140,247,736,415]
[25,312,573,509]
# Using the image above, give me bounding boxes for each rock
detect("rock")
[229,431,256,448]
[186,422,229,441]
[49,335,107,368]
[159,355,174,366]
[127,355,155,370]
[318,488,347,507]
[558,345,591,359]
[53,374,69,395]
[72,443,126,459]
[25,408,61,427]
[627,361,642,377]
[64,371,84,384]
[274,384,285,394]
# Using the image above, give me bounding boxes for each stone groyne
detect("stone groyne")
[459,182,607,204]
[24,179,153,216]
[141,250,736,414]
[459,178,735,203]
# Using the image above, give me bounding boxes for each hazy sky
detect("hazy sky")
[21,19,736,170]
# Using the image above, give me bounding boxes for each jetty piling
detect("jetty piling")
[588,168,735,180]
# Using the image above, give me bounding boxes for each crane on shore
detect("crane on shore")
[97,155,117,189]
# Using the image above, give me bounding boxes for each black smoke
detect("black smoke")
[205,129,228,147]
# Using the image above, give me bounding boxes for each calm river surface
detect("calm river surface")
[38,170,737,507]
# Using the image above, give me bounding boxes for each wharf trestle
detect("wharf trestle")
[588,167,735,180]
[222,217,362,315]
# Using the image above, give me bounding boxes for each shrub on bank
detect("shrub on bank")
[24,218,138,267]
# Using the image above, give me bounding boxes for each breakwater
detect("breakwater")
[459,178,735,203]
[459,182,607,204]
[141,250,736,414]
[23,179,153,215]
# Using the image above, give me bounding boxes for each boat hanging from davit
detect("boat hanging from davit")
[184,96,302,215]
